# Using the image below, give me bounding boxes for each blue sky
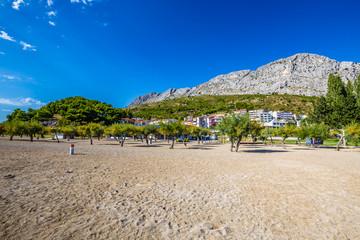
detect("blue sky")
[1,0,360,121]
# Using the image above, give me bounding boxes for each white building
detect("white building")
[263,118,288,128]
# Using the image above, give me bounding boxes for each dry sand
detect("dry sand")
[0,137,360,239]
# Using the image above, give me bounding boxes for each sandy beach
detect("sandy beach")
[0,137,359,239]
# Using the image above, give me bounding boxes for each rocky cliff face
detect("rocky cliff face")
[129,53,360,106]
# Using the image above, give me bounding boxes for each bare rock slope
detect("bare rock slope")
[129,53,360,106]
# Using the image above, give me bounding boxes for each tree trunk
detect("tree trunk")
[282,138,285,148]
[30,134,33,142]
[182,134,187,146]
[10,134,14,141]
[145,135,149,145]
[170,136,175,149]
[55,132,59,143]
[235,137,242,152]
[270,137,273,146]
[223,135,225,144]
[197,136,200,144]
[201,136,204,144]
[336,136,344,151]
[230,138,234,152]
[121,135,125,147]
[297,138,301,146]
[90,136,93,145]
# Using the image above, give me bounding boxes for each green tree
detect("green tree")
[86,123,102,145]
[295,124,309,145]
[5,121,25,140]
[275,124,297,148]
[49,125,61,143]
[61,125,77,141]
[189,126,202,144]
[6,109,28,122]
[159,121,182,149]
[142,124,159,145]
[199,127,211,144]
[259,127,274,145]
[310,96,328,124]
[354,74,360,107]
[216,114,251,152]
[23,121,44,142]
[109,123,132,147]
[249,121,264,143]
[0,122,6,136]
[346,122,360,146]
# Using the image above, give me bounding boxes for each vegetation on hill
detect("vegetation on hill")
[310,74,360,127]
[6,96,132,125]
[127,94,317,120]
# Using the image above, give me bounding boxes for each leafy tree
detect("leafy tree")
[189,126,202,144]
[6,96,132,125]
[347,122,360,146]
[311,74,360,127]
[310,96,328,124]
[307,123,329,147]
[142,125,158,145]
[6,109,28,122]
[5,121,25,141]
[77,125,87,139]
[259,127,274,145]
[23,121,45,142]
[275,124,297,148]
[49,126,61,143]
[249,122,264,143]
[199,127,211,144]
[85,123,103,145]
[354,74,360,107]
[295,124,309,145]
[159,121,182,149]
[61,125,77,141]
[216,114,251,152]
[109,123,132,147]
[0,122,6,136]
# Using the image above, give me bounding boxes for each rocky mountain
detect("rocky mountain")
[129,53,360,106]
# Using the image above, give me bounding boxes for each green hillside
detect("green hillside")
[128,94,317,120]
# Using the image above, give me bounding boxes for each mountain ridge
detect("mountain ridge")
[129,53,360,106]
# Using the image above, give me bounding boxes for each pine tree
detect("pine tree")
[326,74,347,128]
[343,80,358,124]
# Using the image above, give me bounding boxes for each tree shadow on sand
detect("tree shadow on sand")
[240,149,288,153]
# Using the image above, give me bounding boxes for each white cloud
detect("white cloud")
[47,0,53,7]
[0,52,5,55]
[49,21,56,26]
[20,41,36,51]
[0,97,45,107]
[12,0,24,10]
[71,0,95,4]
[47,11,56,17]
[1,109,12,112]
[2,75,17,80]
[0,31,16,42]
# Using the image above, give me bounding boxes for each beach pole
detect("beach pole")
[70,144,74,155]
